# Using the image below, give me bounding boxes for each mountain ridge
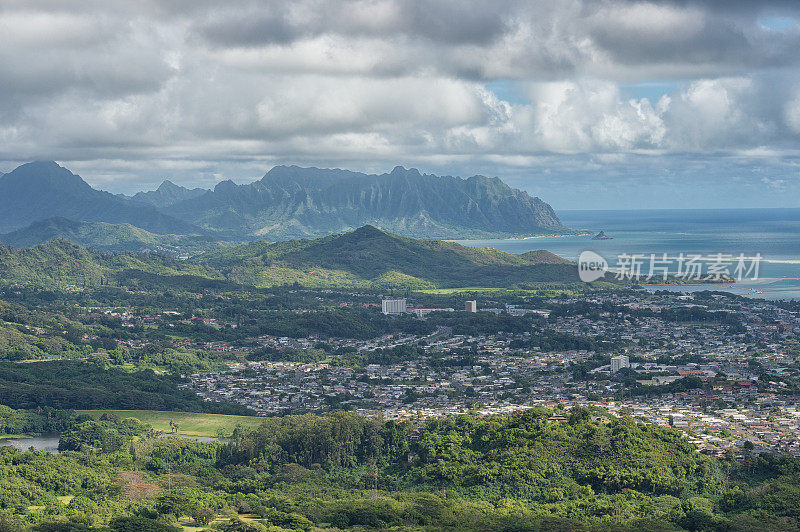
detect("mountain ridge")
[0,226,584,290]
[167,165,565,239]
[129,180,208,208]
[0,161,567,243]
[0,162,203,235]
[193,224,579,288]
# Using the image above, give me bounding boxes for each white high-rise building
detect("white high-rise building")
[611,355,630,373]
[381,298,407,315]
[465,300,477,313]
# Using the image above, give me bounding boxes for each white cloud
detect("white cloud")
[502,80,666,153]
[0,10,109,47]
[0,0,799,207]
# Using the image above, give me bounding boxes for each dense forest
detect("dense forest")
[1,408,799,531]
[0,362,250,414]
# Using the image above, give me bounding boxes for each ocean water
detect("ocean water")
[455,208,800,300]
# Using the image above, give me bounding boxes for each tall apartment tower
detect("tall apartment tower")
[610,355,630,373]
[465,300,477,313]
[381,299,407,315]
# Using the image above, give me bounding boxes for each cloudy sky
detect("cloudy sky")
[1,0,800,209]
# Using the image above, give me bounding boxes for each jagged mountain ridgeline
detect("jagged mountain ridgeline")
[129,179,207,208]
[0,162,566,249]
[168,165,565,239]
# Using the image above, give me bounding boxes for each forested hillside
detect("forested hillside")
[0,227,585,290]
[2,408,799,531]
[192,225,579,288]
[0,362,248,413]
[0,218,224,254]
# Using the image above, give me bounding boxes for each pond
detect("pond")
[1,434,61,453]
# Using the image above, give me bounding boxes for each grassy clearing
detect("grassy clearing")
[0,433,33,440]
[414,281,624,296]
[413,287,528,295]
[179,514,263,531]
[76,410,263,437]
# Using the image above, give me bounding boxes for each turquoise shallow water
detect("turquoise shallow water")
[455,208,800,300]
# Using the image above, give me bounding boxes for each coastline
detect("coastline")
[453,231,592,242]
[517,231,593,241]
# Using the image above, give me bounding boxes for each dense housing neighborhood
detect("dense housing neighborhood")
[164,289,800,457]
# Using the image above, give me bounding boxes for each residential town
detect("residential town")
[181,288,800,457]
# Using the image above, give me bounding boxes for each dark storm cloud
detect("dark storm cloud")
[198,6,301,46]
[643,0,800,10]
[401,0,511,45]
[188,0,800,80]
[584,0,800,70]
[196,0,511,48]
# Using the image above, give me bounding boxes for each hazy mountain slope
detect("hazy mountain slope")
[0,239,216,288]
[0,162,202,234]
[0,217,224,254]
[130,180,208,208]
[169,165,565,239]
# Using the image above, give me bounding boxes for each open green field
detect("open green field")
[0,433,33,440]
[76,410,264,437]
[413,281,621,296]
[413,287,520,294]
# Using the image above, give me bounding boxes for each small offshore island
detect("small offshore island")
[592,230,613,240]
